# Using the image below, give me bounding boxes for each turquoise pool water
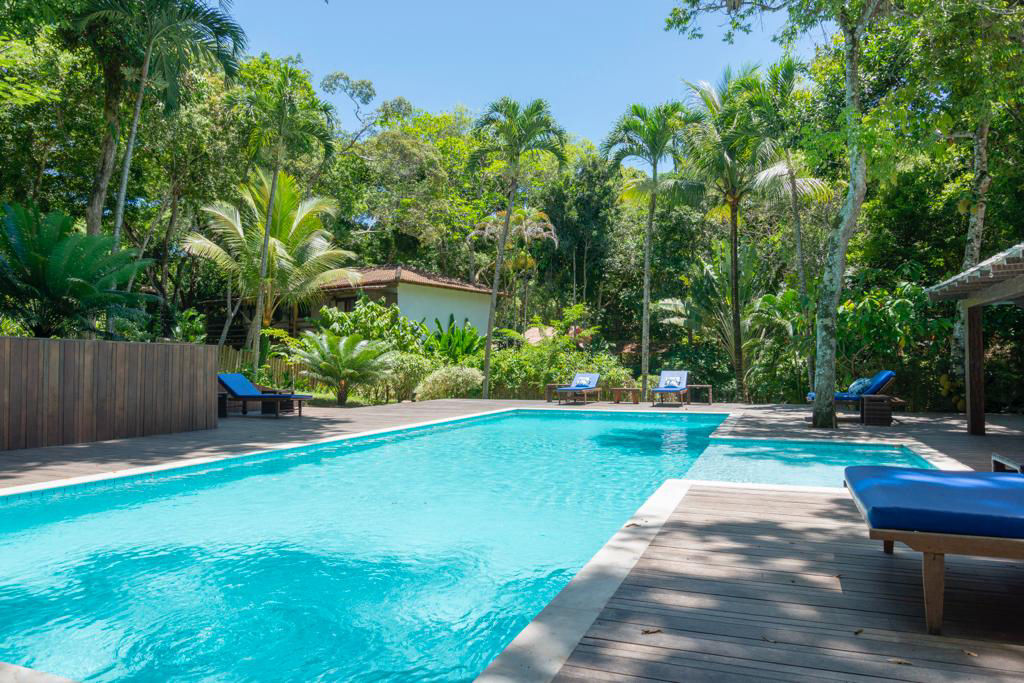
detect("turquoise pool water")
[0,410,931,681]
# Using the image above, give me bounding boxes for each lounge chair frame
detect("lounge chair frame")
[864,524,1024,635]
[218,374,309,418]
[834,375,898,410]
[557,387,601,405]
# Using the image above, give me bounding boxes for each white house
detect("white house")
[320,265,493,331]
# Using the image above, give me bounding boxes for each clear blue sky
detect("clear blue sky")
[233,1,820,145]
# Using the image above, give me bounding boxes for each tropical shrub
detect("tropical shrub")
[172,308,207,344]
[291,332,394,405]
[315,300,428,352]
[414,366,484,401]
[424,314,485,363]
[0,204,153,337]
[388,352,438,402]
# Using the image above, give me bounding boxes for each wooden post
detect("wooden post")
[962,303,985,435]
[922,552,945,634]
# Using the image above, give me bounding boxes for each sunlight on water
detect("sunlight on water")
[0,410,929,681]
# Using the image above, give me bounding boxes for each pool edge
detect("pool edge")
[0,660,78,683]
[475,478,692,683]
[0,406,522,501]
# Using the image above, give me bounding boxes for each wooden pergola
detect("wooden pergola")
[925,242,1024,435]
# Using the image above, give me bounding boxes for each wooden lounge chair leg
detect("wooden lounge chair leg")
[922,552,945,634]
[883,539,894,554]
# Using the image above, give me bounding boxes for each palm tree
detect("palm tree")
[469,97,566,398]
[601,102,694,400]
[233,59,335,354]
[743,57,832,391]
[0,204,153,337]
[184,170,356,347]
[292,333,393,405]
[684,68,776,400]
[81,0,245,254]
[468,207,558,328]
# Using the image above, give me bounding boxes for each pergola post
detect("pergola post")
[962,302,985,436]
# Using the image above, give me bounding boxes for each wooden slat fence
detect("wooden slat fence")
[216,346,293,387]
[0,337,218,451]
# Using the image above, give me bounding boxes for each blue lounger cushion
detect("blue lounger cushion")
[845,466,1024,539]
[652,370,688,393]
[556,373,600,391]
[218,373,311,400]
[808,370,895,402]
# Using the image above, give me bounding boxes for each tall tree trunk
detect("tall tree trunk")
[811,25,870,428]
[641,166,658,400]
[158,189,181,337]
[482,176,518,399]
[786,157,814,391]
[571,247,577,304]
[728,199,745,401]
[86,59,124,236]
[337,379,348,406]
[951,113,992,381]
[248,163,282,354]
[219,282,243,347]
[111,44,152,252]
[105,45,152,334]
[582,239,590,302]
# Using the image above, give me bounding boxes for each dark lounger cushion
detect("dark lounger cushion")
[845,466,1024,539]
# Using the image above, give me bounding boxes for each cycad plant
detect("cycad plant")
[291,332,393,405]
[0,204,153,337]
[470,97,566,398]
[184,170,356,347]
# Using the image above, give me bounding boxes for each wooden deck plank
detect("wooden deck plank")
[555,483,1024,681]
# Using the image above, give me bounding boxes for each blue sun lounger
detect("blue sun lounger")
[650,370,689,406]
[845,465,1024,634]
[555,373,601,405]
[807,369,897,407]
[218,373,312,417]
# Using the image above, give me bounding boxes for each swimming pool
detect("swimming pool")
[0,410,932,681]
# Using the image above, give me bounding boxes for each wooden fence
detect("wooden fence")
[0,337,218,451]
[216,346,294,388]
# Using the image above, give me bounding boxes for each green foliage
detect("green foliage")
[0,315,29,336]
[388,352,438,402]
[314,300,428,353]
[0,204,153,337]
[424,314,485,363]
[414,365,484,401]
[172,307,206,343]
[291,332,394,405]
[185,169,354,326]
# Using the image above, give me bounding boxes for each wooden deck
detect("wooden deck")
[554,484,1024,682]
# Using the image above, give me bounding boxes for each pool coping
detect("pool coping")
[476,478,693,683]
[0,660,77,683]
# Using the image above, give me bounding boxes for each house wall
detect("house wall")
[396,283,491,331]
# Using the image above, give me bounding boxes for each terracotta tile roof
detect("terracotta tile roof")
[321,265,493,295]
